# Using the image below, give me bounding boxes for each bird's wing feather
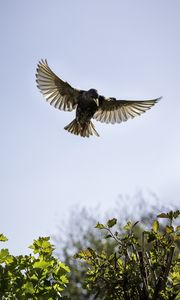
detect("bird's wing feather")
[36,59,80,111]
[93,97,161,124]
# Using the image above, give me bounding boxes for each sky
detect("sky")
[0,0,180,255]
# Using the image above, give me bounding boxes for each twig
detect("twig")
[138,251,149,300]
[152,246,175,300]
[144,251,157,285]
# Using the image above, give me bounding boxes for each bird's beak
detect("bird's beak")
[94,98,99,107]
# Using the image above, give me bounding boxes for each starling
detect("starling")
[36,59,161,137]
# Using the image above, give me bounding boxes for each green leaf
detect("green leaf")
[117,258,123,268]
[29,236,54,255]
[95,222,105,229]
[107,218,117,228]
[152,220,159,233]
[0,249,9,261]
[30,274,38,281]
[60,275,69,284]
[176,226,180,231]
[165,225,174,234]
[0,249,13,263]
[33,260,51,269]
[22,282,34,294]
[157,213,169,218]
[170,270,180,285]
[108,253,115,261]
[123,221,132,231]
[59,262,70,273]
[74,248,96,260]
[158,210,180,220]
[87,247,96,257]
[0,234,8,242]
[174,234,180,241]
[172,210,180,219]
[131,253,137,261]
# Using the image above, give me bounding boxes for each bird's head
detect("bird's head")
[88,89,99,106]
[88,89,98,98]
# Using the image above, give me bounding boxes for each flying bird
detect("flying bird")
[36,59,161,137]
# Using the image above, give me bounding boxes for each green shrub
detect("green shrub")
[0,235,70,299]
[0,210,179,300]
[75,211,180,300]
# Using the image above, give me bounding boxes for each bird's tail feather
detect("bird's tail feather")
[64,119,99,137]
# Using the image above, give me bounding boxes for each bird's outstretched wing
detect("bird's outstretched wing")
[93,97,161,124]
[36,59,80,111]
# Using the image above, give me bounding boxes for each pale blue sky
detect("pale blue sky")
[0,0,180,254]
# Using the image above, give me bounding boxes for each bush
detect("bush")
[0,209,179,299]
[0,235,70,299]
[75,211,180,300]
[53,196,179,299]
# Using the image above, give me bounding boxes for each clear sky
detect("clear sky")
[0,0,180,254]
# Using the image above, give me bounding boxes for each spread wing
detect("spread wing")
[36,59,80,111]
[93,97,161,124]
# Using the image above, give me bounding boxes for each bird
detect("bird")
[36,59,161,138]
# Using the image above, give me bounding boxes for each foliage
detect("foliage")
[1,207,179,299]
[75,210,180,300]
[0,236,70,300]
[53,207,117,299]
[53,196,178,299]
